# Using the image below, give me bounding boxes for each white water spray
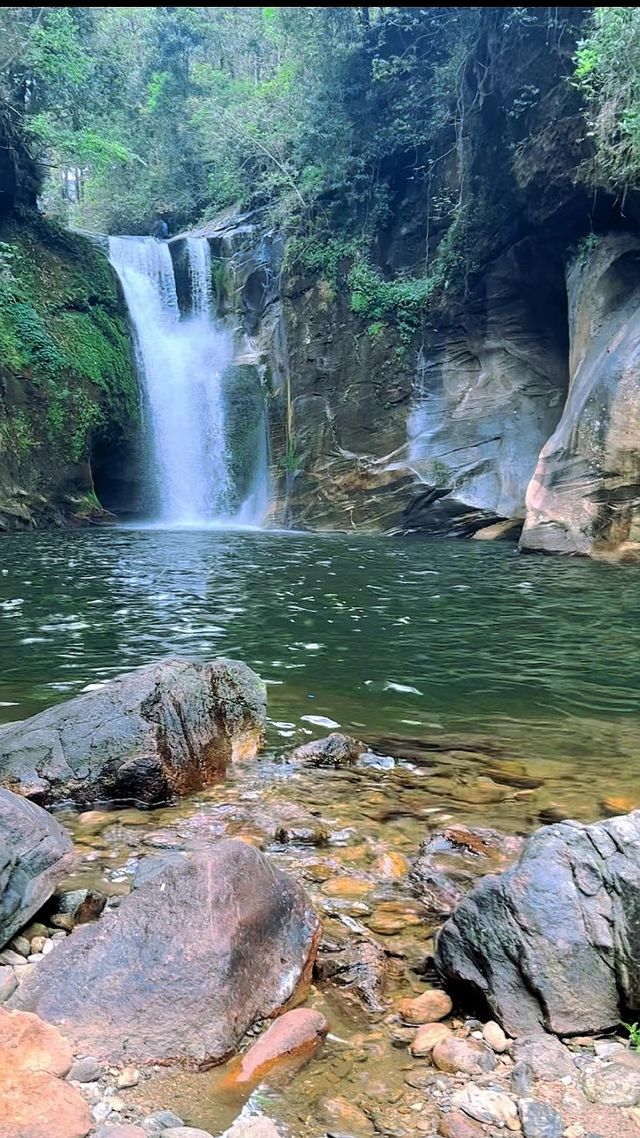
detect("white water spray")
[108,235,238,526]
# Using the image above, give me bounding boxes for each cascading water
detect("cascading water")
[108,235,267,526]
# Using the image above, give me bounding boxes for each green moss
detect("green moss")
[0,216,138,468]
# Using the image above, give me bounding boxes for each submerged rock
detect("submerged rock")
[410,824,524,918]
[0,788,74,948]
[436,809,640,1035]
[0,657,266,807]
[315,936,389,1015]
[221,1008,328,1087]
[286,732,364,767]
[10,839,320,1067]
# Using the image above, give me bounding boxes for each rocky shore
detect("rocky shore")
[1,661,639,1138]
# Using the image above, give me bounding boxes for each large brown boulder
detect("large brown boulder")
[10,839,321,1067]
[0,788,74,948]
[0,657,266,808]
[435,810,640,1036]
[521,233,640,560]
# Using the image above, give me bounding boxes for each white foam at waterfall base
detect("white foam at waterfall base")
[109,235,266,527]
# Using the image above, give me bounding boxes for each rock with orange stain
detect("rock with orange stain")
[10,841,321,1068]
[221,1008,328,1089]
[321,876,371,898]
[0,1007,90,1138]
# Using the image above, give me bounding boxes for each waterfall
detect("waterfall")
[108,235,262,526]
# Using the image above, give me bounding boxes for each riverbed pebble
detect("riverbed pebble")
[116,1065,140,1089]
[410,1022,452,1057]
[482,1020,509,1052]
[517,1098,564,1138]
[67,1056,101,1083]
[398,989,453,1025]
[451,1085,520,1129]
[438,1110,485,1138]
[432,1036,497,1075]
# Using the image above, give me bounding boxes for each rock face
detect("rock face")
[435,810,640,1035]
[0,788,73,948]
[0,1006,91,1138]
[0,657,266,807]
[10,840,321,1067]
[521,234,640,560]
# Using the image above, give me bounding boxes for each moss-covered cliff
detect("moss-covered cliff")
[0,214,139,530]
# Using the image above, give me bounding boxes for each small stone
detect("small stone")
[41,939,55,956]
[106,1094,126,1111]
[483,1020,509,1052]
[0,969,17,1004]
[9,936,31,957]
[92,1101,112,1124]
[367,911,413,934]
[163,1130,216,1138]
[68,1056,101,1083]
[582,1056,640,1105]
[452,1085,520,1130]
[0,948,27,966]
[142,1111,185,1132]
[22,922,48,941]
[410,1022,452,1057]
[372,851,409,880]
[51,930,68,940]
[432,1036,497,1075]
[94,1127,147,1138]
[30,935,47,954]
[518,1099,564,1138]
[321,876,372,898]
[27,952,44,962]
[116,1065,139,1088]
[592,1039,625,1059]
[398,989,453,1025]
[438,1110,485,1138]
[318,1095,375,1136]
[50,913,75,931]
[224,1119,283,1138]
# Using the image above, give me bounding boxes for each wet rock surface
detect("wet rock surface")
[10,840,320,1067]
[0,787,74,947]
[287,733,364,768]
[0,657,266,808]
[410,824,524,918]
[436,810,640,1035]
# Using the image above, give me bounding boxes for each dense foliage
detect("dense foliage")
[0,6,481,235]
[575,7,640,190]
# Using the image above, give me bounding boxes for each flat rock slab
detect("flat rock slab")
[436,810,640,1035]
[10,840,321,1068]
[0,788,74,948]
[0,657,266,808]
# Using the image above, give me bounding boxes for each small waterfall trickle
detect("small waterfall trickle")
[108,235,268,527]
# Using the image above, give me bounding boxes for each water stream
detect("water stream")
[2,529,638,1133]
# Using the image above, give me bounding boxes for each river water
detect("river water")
[1,528,639,1132]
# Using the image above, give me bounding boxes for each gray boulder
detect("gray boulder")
[0,788,73,947]
[435,810,640,1035]
[10,839,321,1067]
[0,657,266,808]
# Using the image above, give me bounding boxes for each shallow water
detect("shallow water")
[1,528,639,1132]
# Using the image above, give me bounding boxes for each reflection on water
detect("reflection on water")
[2,527,640,1133]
